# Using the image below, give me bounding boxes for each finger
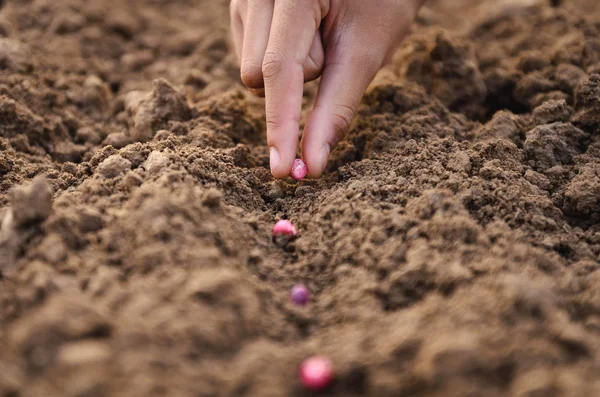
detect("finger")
[251,88,265,97]
[241,13,324,89]
[263,0,328,178]
[302,54,382,178]
[230,5,244,61]
[301,0,422,178]
[240,0,274,89]
[304,30,324,82]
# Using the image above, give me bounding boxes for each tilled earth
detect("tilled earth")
[1,0,600,396]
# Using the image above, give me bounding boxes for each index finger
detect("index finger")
[263,0,328,178]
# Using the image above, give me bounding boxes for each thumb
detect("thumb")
[301,53,382,178]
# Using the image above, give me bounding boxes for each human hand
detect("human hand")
[230,0,423,178]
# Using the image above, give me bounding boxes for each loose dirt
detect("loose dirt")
[1,0,599,396]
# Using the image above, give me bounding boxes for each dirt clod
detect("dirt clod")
[10,177,53,228]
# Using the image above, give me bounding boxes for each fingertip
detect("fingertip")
[269,146,294,179]
[302,120,331,179]
[303,142,330,179]
[318,143,330,175]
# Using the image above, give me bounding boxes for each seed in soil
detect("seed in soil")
[273,220,298,237]
[299,355,334,391]
[290,284,310,306]
[290,158,308,180]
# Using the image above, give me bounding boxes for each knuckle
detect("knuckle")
[261,52,284,81]
[240,63,262,87]
[266,119,279,131]
[331,103,355,141]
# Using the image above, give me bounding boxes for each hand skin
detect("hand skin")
[230,0,424,178]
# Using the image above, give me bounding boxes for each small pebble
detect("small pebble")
[290,158,308,181]
[299,356,334,391]
[273,220,297,237]
[290,284,310,306]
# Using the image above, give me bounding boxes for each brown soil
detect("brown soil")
[1,0,600,396]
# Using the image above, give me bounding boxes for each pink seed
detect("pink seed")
[290,158,308,181]
[299,356,334,391]
[273,220,298,237]
[290,284,310,306]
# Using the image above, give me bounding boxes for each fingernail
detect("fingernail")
[320,144,330,174]
[269,147,281,174]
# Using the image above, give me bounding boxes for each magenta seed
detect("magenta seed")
[290,158,308,181]
[299,356,334,391]
[290,284,310,306]
[273,220,298,237]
